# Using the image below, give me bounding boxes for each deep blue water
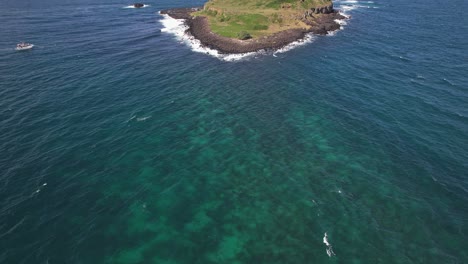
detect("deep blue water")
[1,0,467,263]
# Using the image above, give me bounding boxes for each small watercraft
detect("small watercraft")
[16,42,34,51]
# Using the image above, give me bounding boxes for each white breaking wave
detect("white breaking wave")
[273,33,316,55]
[123,4,150,9]
[326,17,347,36]
[331,0,369,32]
[328,15,348,36]
[336,0,379,15]
[340,5,358,12]
[323,232,336,257]
[339,0,359,3]
[160,13,264,61]
[336,18,348,26]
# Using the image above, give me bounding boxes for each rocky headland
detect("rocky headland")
[161,1,345,54]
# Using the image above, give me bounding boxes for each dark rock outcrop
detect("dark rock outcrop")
[160,8,201,19]
[310,4,334,15]
[305,11,344,34]
[134,3,144,8]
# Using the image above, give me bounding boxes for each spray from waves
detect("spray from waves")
[160,13,322,61]
[123,4,150,9]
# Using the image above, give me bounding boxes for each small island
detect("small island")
[161,0,345,54]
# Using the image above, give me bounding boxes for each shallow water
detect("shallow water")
[0,0,467,263]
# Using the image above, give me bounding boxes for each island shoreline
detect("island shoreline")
[160,7,346,54]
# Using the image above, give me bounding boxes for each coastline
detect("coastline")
[160,7,346,54]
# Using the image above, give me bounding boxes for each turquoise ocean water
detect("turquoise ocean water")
[0,0,467,263]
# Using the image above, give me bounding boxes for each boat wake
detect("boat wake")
[323,232,336,257]
[123,4,150,9]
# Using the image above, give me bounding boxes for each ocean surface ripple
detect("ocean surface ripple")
[0,0,467,263]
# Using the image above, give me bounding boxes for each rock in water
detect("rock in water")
[134,3,144,8]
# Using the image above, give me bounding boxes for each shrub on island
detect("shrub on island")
[237,31,252,40]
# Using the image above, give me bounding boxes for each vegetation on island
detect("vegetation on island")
[193,0,333,39]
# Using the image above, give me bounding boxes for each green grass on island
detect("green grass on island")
[193,0,333,39]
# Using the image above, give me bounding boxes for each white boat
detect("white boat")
[16,42,34,51]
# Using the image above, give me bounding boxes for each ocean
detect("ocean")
[0,0,467,263]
